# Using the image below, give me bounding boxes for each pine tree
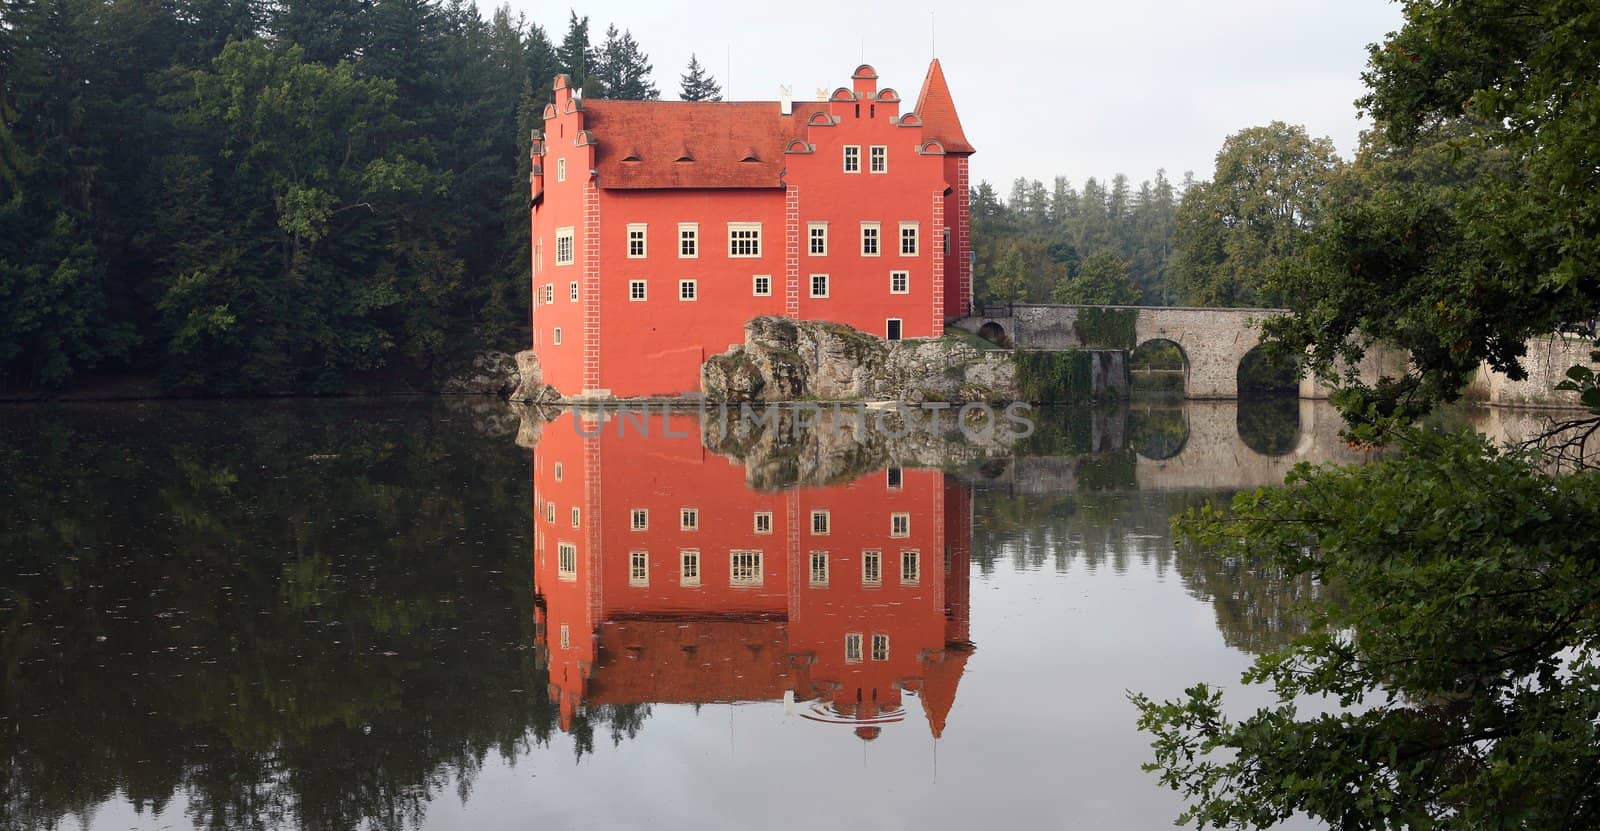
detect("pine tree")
[678,53,721,101]
[593,24,656,99]
[555,10,596,92]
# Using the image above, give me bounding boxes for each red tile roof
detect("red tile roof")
[584,100,826,190]
[914,59,974,155]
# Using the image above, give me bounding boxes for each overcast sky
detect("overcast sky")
[504,0,1405,191]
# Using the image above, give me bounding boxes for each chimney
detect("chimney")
[780,84,793,116]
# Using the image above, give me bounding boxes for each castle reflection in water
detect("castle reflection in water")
[531,410,974,742]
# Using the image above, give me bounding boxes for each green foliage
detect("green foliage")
[1071,307,1138,349]
[971,169,1179,306]
[1135,429,1600,829]
[594,24,656,99]
[987,244,1030,304]
[1170,121,1342,308]
[1053,251,1140,305]
[1262,0,1600,420]
[1013,349,1123,403]
[678,52,722,101]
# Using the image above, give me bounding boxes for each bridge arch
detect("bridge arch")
[975,320,1011,348]
[1130,338,1188,396]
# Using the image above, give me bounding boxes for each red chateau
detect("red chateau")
[529,61,975,399]
[531,411,975,740]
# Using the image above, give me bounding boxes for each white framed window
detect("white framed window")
[627,223,647,258]
[753,512,773,534]
[862,549,882,585]
[544,283,555,304]
[899,222,918,256]
[534,241,543,276]
[558,542,577,580]
[560,623,570,649]
[886,318,902,341]
[886,467,901,489]
[679,279,697,301]
[869,145,887,174]
[630,508,648,530]
[810,510,830,535]
[871,633,889,661]
[730,550,763,586]
[680,507,699,531]
[629,280,647,301]
[555,227,574,265]
[845,632,863,663]
[629,550,649,586]
[546,502,556,523]
[861,223,880,257]
[809,551,829,587]
[556,157,566,182]
[678,223,698,258]
[890,270,909,294]
[900,549,920,584]
[890,513,910,538]
[810,274,829,298]
[570,282,579,302]
[554,462,564,481]
[843,145,861,173]
[680,549,701,586]
[552,327,562,345]
[752,275,772,296]
[808,222,828,256]
[728,223,762,258]
[571,506,581,528]
[943,226,952,255]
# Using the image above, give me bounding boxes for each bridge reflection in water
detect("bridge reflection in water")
[531,410,974,743]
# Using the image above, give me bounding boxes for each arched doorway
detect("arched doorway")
[976,321,1010,348]
[1131,339,1187,397]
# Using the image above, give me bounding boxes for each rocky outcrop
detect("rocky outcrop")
[701,317,1019,403]
[442,351,520,396]
[507,350,562,403]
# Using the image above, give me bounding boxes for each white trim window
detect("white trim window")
[890,270,909,294]
[559,623,570,649]
[558,542,577,580]
[890,513,910,538]
[899,222,919,256]
[680,549,701,587]
[886,318,902,341]
[871,633,889,661]
[630,508,648,531]
[861,222,880,257]
[544,283,555,305]
[900,549,920,585]
[809,551,829,587]
[629,280,647,301]
[728,222,762,258]
[808,222,828,256]
[680,507,699,531]
[555,227,575,265]
[869,145,887,174]
[554,462,564,481]
[753,511,773,534]
[627,223,647,258]
[679,279,697,301]
[886,467,902,489]
[730,550,763,586]
[629,550,649,586]
[571,506,581,528]
[552,327,562,345]
[546,502,556,523]
[843,145,861,173]
[752,275,772,297]
[809,274,829,298]
[556,157,566,182]
[570,281,579,302]
[810,510,830,535]
[845,632,863,663]
[944,226,952,255]
[678,223,698,258]
[862,549,882,585]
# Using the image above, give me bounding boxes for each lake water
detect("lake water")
[1,398,1391,829]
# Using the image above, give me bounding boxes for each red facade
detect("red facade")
[529,62,975,399]
[530,411,974,739]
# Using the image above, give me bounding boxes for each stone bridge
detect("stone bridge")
[952,304,1401,400]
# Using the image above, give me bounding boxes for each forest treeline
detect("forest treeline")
[0,0,677,392]
[0,0,1343,393]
